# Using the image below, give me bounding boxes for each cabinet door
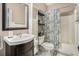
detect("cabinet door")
[16,40,34,56]
[5,43,16,56]
[24,47,34,56]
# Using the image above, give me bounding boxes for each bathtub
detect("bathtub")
[57,43,79,56]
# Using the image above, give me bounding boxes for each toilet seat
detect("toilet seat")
[41,42,54,50]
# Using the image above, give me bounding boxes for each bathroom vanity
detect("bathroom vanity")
[4,34,34,56]
[2,3,33,56]
[5,40,34,56]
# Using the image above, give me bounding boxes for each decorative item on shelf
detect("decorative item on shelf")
[38,18,45,25]
[38,31,44,36]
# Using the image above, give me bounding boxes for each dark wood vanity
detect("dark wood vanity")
[5,40,34,56]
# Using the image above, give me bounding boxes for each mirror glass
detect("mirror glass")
[3,3,29,30]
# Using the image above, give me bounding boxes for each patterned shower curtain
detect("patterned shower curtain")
[44,9,61,49]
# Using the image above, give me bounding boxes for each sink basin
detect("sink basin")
[4,34,35,46]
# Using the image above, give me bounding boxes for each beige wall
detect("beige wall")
[60,13,75,44]
[75,4,79,46]
[32,7,38,36]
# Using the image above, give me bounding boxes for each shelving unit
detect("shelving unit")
[38,11,45,36]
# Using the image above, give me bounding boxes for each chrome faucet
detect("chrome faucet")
[16,33,22,38]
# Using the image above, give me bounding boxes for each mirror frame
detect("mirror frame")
[2,3,29,31]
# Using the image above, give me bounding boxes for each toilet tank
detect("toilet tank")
[38,35,45,45]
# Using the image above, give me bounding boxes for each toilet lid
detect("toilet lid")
[41,42,54,50]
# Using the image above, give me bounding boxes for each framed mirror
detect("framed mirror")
[2,3,29,30]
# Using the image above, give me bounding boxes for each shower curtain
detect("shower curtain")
[44,9,61,49]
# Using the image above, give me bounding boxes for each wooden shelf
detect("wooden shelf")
[38,23,45,25]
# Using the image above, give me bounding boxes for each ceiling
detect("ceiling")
[45,3,76,16]
[45,3,76,9]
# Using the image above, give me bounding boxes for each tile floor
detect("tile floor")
[35,43,79,56]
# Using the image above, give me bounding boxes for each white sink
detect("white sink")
[4,34,35,46]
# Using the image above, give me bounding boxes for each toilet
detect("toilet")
[38,35,54,55]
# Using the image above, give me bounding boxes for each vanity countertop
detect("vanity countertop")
[3,34,35,46]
